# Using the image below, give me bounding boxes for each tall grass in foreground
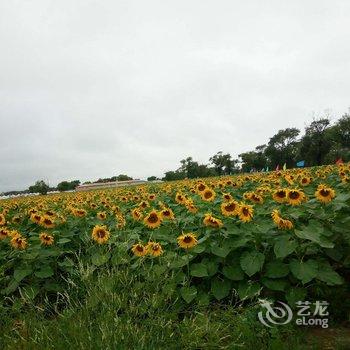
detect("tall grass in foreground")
[0,264,325,350]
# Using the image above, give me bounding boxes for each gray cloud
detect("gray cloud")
[1,0,350,191]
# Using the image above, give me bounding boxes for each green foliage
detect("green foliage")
[57,180,80,192]
[28,180,50,195]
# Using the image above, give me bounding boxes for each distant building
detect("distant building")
[75,179,147,192]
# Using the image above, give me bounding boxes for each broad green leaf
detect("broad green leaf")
[240,251,265,277]
[170,255,190,268]
[91,252,111,266]
[190,263,208,277]
[180,286,197,303]
[274,237,297,259]
[57,238,71,244]
[295,227,334,249]
[211,245,231,258]
[14,267,32,282]
[289,259,318,284]
[237,281,261,300]
[2,280,19,295]
[35,266,54,278]
[316,261,343,285]
[205,261,219,277]
[222,265,245,281]
[191,245,205,254]
[211,277,231,300]
[262,278,287,291]
[197,291,210,306]
[265,261,289,278]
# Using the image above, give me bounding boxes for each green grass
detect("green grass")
[0,265,337,349]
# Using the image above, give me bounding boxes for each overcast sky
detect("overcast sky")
[1,0,349,191]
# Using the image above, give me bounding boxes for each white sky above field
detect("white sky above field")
[1,0,350,191]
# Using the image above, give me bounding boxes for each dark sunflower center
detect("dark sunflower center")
[225,203,236,212]
[183,236,192,243]
[148,214,158,223]
[198,184,205,191]
[204,191,212,199]
[277,191,286,198]
[97,230,106,238]
[242,208,249,216]
[320,189,330,197]
[289,191,300,199]
[136,246,143,252]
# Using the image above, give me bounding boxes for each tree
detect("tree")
[298,118,332,166]
[265,128,300,167]
[116,174,133,181]
[147,176,159,181]
[209,152,238,175]
[162,170,186,181]
[28,180,50,195]
[239,145,268,172]
[323,114,350,163]
[57,180,80,192]
[178,157,216,178]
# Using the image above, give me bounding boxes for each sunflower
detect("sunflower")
[30,213,42,224]
[201,188,216,202]
[148,194,156,201]
[300,177,312,186]
[138,201,149,210]
[196,183,207,193]
[221,200,239,217]
[0,214,6,226]
[72,208,87,217]
[272,189,287,203]
[271,209,293,230]
[286,189,305,206]
[0,228,9,240]
[250,193,264,204]
[40,215,55,228]
[92,225,110,244]
[160,207,175,220]
[12,215,22,224]
[185,201,198,214]
[146,241,163,257]
[97,211,107,220]
[116,214,126,229]
[39,232,54,246]
[222,193,233,202]
[177,233,198,249]
[143,210,162,229]
[131,208,143,221]
[238,204,254,223]
[203,213,223,228]
[10,234,27,250]
[131,243,147,257]
[315,184,336,204]
[175,192,186,204]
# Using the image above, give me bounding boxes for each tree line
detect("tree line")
[2,112,349,195]
[162,112,350,180]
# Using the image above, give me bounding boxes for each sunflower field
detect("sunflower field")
[0,164,350,310]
